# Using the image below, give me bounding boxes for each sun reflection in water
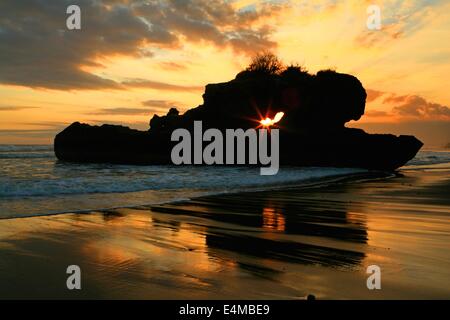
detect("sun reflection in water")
[262,207,285,232]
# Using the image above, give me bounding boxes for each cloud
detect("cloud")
[89,99,183,116]
[0,0,284,90]
[142,99,179,108]
[355,23,404,48]
[392,95,450,120]
[364,110,389,117]
[364,89,450,121]
[134,0,285,53]
[122,78,203,91]
[227,26,276,54]
[0,0,166,90]
[382,93,414,104]
[355,0,446,47]
[89,107,158,115]
[365,89,384,103]
[0,121,68,141]
[0,106,39,111]
[15,121,69,128]
[0,129,60,136]
[158,62,188,71]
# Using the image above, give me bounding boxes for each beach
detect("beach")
[0,162,449,299]
[2,0,450,306]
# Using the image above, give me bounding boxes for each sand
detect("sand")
[0,166,449,299]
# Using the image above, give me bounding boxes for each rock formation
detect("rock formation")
[55,61,423,171]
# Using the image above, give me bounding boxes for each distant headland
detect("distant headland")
[54,53,423,171]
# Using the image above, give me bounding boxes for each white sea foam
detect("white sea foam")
[0,164,366,198]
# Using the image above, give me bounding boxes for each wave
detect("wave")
[0,145,54,159]
[0,145,53,152]
[0,147,445,219]
[0,166,367,198]
[0,166,375,219]
[0,152,54,159]
[406,150,450,166]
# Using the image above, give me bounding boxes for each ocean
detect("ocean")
[1,144,449,219]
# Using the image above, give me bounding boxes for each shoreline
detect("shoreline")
[0,169,391,221]
[0,164,449,299]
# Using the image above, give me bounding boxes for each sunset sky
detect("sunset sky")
[1,0,449,147]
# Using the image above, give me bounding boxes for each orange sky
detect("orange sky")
[0,0,449,147]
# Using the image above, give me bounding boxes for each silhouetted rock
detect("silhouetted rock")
[307,294,316,301]
[55,122,170,164]
[149,107,180,132]
[54,68,423,170]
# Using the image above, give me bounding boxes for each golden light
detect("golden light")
[262,207,285,232]
[260,112,285,127]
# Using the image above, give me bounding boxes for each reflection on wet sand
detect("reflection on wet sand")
[0,168,449,299]
[150,192,368,269]
[0,184,368,299]
[262,206,286,232]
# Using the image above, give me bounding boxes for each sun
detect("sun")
[260,112,285,127]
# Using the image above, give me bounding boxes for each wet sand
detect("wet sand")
[0,166,449,299]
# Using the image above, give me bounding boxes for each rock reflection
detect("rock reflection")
[151,189,368,271]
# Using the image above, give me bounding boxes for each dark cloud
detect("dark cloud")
[134,0,284,52]
[227,26,276,54]
[0,0,283,90]
[392,95,450,120]
[0,0,170,90]
[364,89,450,121]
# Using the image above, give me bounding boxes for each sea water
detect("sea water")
[1,145,449,219]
